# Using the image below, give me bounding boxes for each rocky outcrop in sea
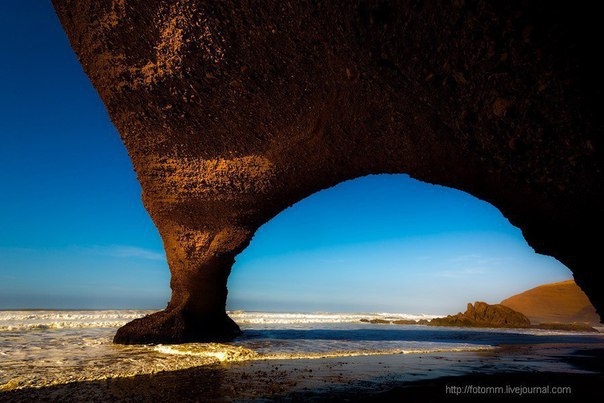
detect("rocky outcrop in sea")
[429,301,531,328]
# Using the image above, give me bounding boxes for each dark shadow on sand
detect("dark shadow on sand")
[2,347,602,402]
[1,369,602,402]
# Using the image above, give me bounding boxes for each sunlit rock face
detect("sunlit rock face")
[429,302,531,328]
[52,0,602,344]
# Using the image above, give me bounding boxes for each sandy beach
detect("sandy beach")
[2,344,602,402]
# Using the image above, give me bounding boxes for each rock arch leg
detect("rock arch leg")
[114,224,246,344]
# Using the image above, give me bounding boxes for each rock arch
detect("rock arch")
[51,0,603,344]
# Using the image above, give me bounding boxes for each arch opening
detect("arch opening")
[227,174,575,316]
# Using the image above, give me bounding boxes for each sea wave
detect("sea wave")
[2,309,601,393]
[153,340,494,362]
[228,311,438,325]
[0,310,439,332]
[154,343,260,362]
[0,310,153,332]
[261,345,495,360]
[0,310,438,332]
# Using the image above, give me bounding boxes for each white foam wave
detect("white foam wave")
[263,345,495,360]
[1,322,126,331]
[0,310,154,332]
[228,311,438,325]
[154,343,259,362]
[0,310,438,331]
[153,341,494,362]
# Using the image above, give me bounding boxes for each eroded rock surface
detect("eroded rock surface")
[429,301,531,328]
[51,0,603,343]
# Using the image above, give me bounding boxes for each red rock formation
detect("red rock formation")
[51,0,603,343]
[429,301,531,328]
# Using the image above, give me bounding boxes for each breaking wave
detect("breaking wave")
[0,310,153,332]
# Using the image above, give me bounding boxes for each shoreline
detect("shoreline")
[2,344,602,402]
[3,369,601,402]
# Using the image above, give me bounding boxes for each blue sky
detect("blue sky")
[0,2,571,313]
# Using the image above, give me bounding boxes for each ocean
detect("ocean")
[1,310,603,394]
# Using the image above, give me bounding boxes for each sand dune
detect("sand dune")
[501,280,600,325]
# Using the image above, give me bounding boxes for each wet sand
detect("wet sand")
[2,345,602,402]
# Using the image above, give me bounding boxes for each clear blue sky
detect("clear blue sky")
[0,2,571,313]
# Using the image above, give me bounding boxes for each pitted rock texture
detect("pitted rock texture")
[51,0,603,344]
[429,302,531,328]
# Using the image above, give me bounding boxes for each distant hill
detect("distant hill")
[501,280,600,325]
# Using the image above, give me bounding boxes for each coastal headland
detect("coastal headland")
[361,279,601,332]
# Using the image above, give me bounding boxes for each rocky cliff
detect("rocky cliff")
[429,301,531,328]
[501,279,600,325]
[51,0,603,343]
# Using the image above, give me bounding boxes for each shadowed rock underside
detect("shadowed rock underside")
[51,0,603,344]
